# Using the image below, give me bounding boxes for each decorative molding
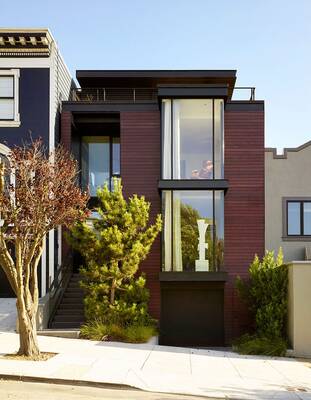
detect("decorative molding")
[0,143,10,156]
[266,140,311,159]
[0,29,53,57]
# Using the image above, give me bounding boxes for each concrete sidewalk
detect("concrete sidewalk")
[0,332,310,399]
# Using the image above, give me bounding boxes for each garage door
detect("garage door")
[160,282,224,347]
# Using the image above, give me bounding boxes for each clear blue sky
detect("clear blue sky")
[1,0,311,150]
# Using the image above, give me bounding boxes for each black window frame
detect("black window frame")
[286,200,311,237]
[161,189,224,272]
[160,98,224,181]
[0,75,15,121]
[80,135,120,199]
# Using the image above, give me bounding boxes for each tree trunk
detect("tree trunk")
[16,297,40,358]
[110,280,116,304]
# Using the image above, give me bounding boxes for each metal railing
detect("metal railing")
[69,87,158,103]
[234,87,256,101]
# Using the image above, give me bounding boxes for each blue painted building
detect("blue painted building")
[0,29,74,300]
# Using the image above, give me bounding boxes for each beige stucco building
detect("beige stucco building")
[265,141,311,262]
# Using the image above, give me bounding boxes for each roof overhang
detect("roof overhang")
[76,70,237,98]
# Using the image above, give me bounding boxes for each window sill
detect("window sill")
[282,236,311,242]
[0,120,21,128]
[159,271,227,282]
[158,179,229,191]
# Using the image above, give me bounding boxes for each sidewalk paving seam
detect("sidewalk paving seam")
[140,345,155,371]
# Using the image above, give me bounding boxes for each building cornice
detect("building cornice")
[0,29,53,57]
[265,140,311,159]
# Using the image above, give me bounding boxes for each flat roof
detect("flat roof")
[76,70,237,97]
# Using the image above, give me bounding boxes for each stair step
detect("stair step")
[59,303,84,310]
[53,315,85,323]
[55,309,84,315]
[66,288,84,294]
[50,321,83,329]
[63,291,84,297]
[60,299,84,306]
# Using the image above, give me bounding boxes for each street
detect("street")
[0,380,211,400]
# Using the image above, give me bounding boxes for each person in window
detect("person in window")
[199,160,213,179]
[191,169,199,179]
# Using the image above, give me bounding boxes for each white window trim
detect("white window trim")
[0,69,20,127]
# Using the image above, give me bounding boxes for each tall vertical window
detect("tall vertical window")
[0,70,20,127]
[81,136,120,197]
[162,99,224,180]
[162,190,224,272]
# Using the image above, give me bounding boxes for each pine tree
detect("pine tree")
[68,178,162,325]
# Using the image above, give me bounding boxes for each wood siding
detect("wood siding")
[224,109,265,343]
[120,111,161,319]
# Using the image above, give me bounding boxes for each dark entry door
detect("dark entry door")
[160,282,224,347]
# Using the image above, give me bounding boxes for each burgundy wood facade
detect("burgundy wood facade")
[60,71,265,345]
[120,111,161,319]
[224,106,265,342]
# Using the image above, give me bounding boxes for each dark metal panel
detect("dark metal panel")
[62,102,160,112]
[158,179,229,190]
[159,271,227,282]
[157,86,228,99]
[160,282,224,347]
[225,101,264,111]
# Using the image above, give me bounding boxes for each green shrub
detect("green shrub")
[236,249,288,339]
[235,249,288,356]
[80,320,156,343]
[67,178,162,332]
[233,334,287,357]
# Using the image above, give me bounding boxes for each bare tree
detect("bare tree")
[0,139,89,358]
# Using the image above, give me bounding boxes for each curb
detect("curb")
[0,373,219,399]
[0,373,139,391]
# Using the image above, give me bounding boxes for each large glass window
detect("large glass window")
[81,136,120,197]
[287,200,311,236]
[162,99,224,180]
[162,190,224,272]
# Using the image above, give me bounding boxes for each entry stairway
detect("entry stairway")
[49,273,85,329]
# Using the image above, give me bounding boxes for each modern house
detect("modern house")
[0,28,266,346]
[0,28,73,298]
[60,70,265,346]
[265,141,311,262]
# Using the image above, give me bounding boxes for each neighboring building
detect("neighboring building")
[60,70,265,345]
[0,28,74,298]
[265,141,311,262]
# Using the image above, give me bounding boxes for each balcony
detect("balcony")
[69,87,158,103]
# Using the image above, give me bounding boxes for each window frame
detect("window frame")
[161,98,224,181]
[162,189,224,272]
[283,197,311,240]
[80,135,120,198]
[0,69,20,127]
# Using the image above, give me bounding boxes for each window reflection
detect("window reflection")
[162,99,224,180]
[162,190,224,272]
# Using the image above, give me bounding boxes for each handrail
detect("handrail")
[234,87,256,101]
[69,87,158,103]
[48,258,73,327]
